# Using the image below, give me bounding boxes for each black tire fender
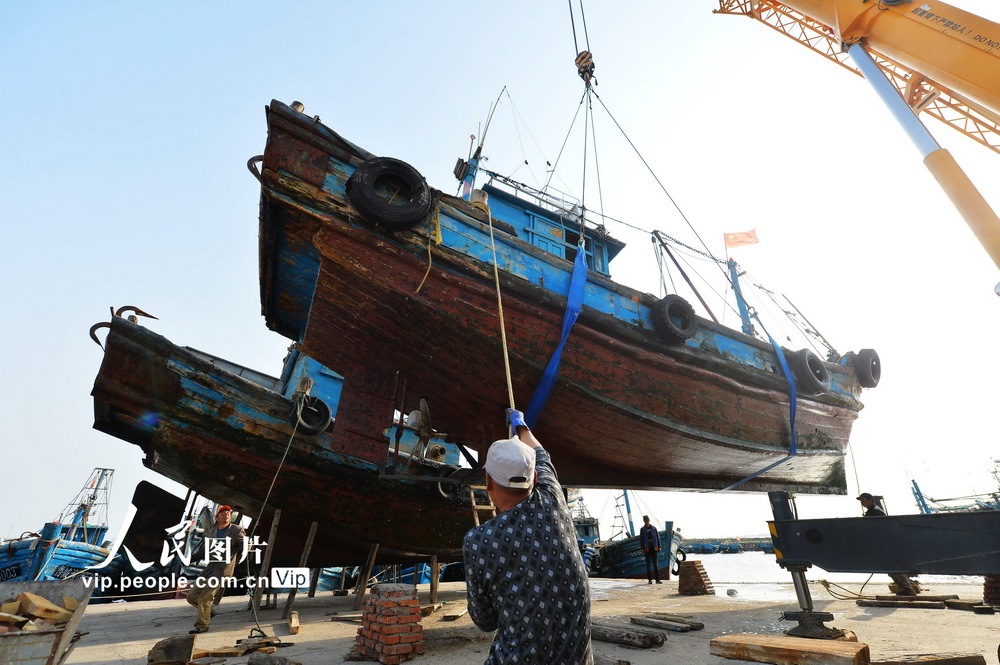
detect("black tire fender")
[854,348,881,388]
[347,157,432,231]
[672,548,686,577]
[590,550,604,572]
[789,348,830,395]
[294,396,332,435]
[651,294,698,343]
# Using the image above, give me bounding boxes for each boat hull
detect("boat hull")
[259,100,865,494]
[91,318,474,565]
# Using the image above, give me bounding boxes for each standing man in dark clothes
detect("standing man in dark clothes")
[463,409,593,665]
[639,515,662,584]
[857,492,916,596]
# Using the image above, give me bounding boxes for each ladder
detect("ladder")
[469,485,497,526]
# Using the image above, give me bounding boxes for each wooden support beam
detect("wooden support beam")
[307,568,320,598]
[353,542,379,611]
[252,508,281,613]
[710,633,870,665]
[429,555,440,604]
[282,520,319,620]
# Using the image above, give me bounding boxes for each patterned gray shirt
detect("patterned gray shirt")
[463,445,593,664]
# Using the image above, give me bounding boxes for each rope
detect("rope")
[483,205,516,410]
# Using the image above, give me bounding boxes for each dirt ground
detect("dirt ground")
[66,578,999,664]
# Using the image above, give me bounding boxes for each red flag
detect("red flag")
[723,229,759,249]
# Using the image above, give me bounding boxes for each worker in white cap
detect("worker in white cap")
[462,409,593,664]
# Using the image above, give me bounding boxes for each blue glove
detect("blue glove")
[506,408,528,430]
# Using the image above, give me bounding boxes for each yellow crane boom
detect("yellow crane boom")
[717,0,1000,273]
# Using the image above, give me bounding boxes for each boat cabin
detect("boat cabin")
[482,183,625,278]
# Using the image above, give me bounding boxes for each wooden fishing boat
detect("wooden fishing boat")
[256,98,880,495]
[91,315,477,564]
[0,469,112,583]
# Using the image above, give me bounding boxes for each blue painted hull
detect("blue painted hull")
[590,529,683,580]
[0,533,109,583]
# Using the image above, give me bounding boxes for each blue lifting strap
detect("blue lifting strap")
[721,316,799,491]
[525,249,589,428]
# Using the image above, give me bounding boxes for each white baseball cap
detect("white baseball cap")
[484,436,536,489]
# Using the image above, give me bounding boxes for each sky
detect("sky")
[3,2,999,545]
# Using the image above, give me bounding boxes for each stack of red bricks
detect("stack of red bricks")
[354,583,424,664]
[677,560,715,595]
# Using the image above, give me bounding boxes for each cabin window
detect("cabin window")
[525,214,567,260]
[526,213,611,276]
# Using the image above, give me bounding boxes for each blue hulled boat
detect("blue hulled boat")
[0,469,112,583]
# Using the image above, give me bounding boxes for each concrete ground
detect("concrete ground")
[64,578,999,664]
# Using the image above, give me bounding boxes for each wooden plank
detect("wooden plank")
[593,653,632,665]
[872,655,987,665]
[856,600,946,609]
[17,592,74,623]
[643,612,704,630]
[207,645,252,656]
[710,633,870,665]
[591,623,665,648]
[442,607,468,621]
[0,612,27,624]
[630,616,690,632]
[288,610,300,635]
[875,595,958,602]
[421,602,442,616]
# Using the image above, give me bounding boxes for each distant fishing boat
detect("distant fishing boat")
[0,469,112,583]
[255,94,879,496]
[574,492,683,580]
[911,460,1000,514]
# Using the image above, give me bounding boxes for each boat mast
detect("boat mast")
[458,88,506,201]
[726,259,755,336]
[622,490,636,538]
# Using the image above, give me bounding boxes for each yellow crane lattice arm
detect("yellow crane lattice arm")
[715,0,1000,155]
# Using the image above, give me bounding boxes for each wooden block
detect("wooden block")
[0,600,19,615]
[190,648,210,658]
[288,610,300,635]
[709,633,870,665]
[872,655,986,664]
[630,616,691,632]
[62,596,79,612]
[0,612,28,624]
[591,622,665,648]
[17,592,74,623]
[148,634,196,664]
[255,646,278,654]
[442,607,468,621]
